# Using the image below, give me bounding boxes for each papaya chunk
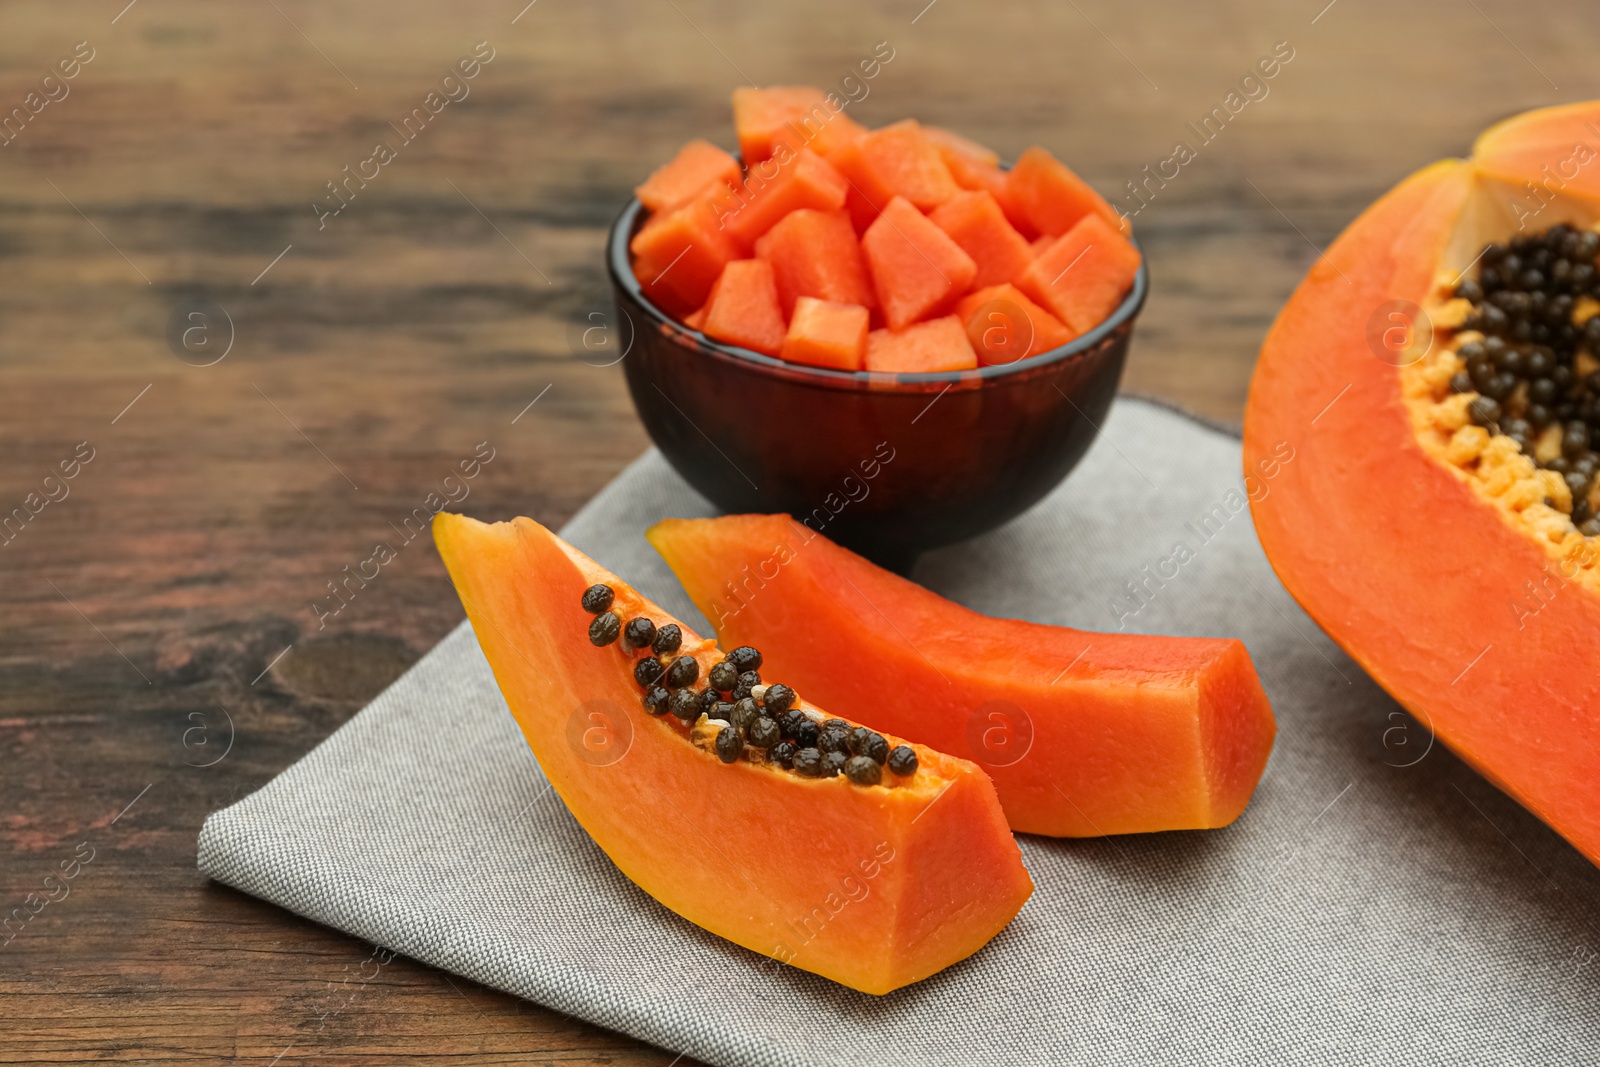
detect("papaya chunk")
[635,139,741,213]
[733,86,865,163]
[435,513,1032,994]
[723,148,848,249]
[755,208,876,315]
[1005,145,1124,237]
[865,316,978,373]
[649,514,1278,837]
[701,259,786,356]
[1014,213,1141,333]
[929,189,1036,290]
[828,119,961,230]
[861,197,978,330]
[630,195,739,313]
[780,296,869,371]
[957,283,1076,364]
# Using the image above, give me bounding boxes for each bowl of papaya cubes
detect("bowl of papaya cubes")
[606,86,1147,569]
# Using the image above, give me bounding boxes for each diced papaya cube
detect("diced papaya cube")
[924,126,999,167]
[827,119,961,229]
[683,304,708,331]
[1030,234,1056,256]
[701,259,787,356]
[631,196,739,312]
[723,148,848,249]
[780,296,869,370]
[861,197,977,330]
[733,87,866,163]
[754,208,876,315]
[956,283,1077,364]
[1006,146,1124,237]
[636,140,741,213]
[865,316,978,373]
[1014,213,1142,334]
[929,190,1035,289]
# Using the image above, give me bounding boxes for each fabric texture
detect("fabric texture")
[198,397,1600,1066]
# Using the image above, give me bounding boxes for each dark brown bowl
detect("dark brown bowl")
[605,197,1147,571]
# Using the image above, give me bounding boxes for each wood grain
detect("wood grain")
[2,0,1595,1061]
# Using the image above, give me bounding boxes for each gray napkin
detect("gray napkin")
[198,397,1600,1066]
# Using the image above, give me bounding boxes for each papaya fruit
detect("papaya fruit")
[433,513,1032,994]
[1244,103,1600,865]
[648,515,1277,837]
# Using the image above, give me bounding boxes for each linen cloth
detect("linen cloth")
[199,397,1600,1066]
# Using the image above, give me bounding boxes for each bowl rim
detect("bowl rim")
[606,195,1148,390]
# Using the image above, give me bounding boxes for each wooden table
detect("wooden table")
[2,0,1590,1061]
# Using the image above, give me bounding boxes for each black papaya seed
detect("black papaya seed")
[715,726,743,764]
[665,655,700,688]
[888,745,919,777]
[622,617,656,650]
[651,623,682,656]
[845,756,882,786]
[588,611,621,647]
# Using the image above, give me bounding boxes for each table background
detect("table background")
[2,1,1593,1063]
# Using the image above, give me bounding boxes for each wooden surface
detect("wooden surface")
[1,0,1594,1062]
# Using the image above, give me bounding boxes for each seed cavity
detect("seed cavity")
[580,610,913,785]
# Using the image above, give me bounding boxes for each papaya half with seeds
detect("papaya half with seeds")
[432,512,1032,995]
[1245,103,1600,865]
[648,514,1277,837]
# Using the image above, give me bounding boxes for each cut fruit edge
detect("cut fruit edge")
[432,512,1033,995]
[1244,102,1600,863]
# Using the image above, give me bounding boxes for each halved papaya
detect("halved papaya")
[433,513,1032,993]
[648,515,1277,837]
[1245,103,1600,865]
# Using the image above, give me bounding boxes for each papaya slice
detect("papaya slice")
[780,296,869,371]
[862,196,978,329]
[1245,103,1600,865]
[755,208,877,315]
[865,316,978,373]
[929,189,1037,290]
[648,515,1277,837]
[828,120,961,230]
[434,513,1032,994]
[701,259,786,357]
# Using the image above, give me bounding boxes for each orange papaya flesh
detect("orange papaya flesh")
[630,195,739,313]
[956,283,1076,364]
[861,196,978,330]
[1015,212,1143,334]
[635,139,741,214]
[701,259,787,357]
[827,120,961,231]
[723,148,849,250]
[927,131,1038,239]
[865,316,978,373]
[1245,102,1600,866]
[781,296,869,371]
[755,208,877,316]
[1005,145,1125,237]
[648,515,1277,837]
[434,513,1032,994]
[733,86,864,163]
[929,189,1036,290]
